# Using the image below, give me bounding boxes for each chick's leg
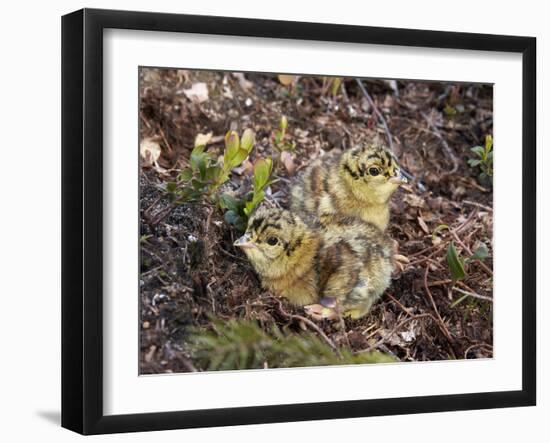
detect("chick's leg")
[306,265,357,321]
[303,272,351,322]
[391,238,409,275]
[342,279,377,319]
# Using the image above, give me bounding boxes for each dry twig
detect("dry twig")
[423,265,454,342]
[271,296,342,357]
[421,111,459,175]
[453,287,493,303]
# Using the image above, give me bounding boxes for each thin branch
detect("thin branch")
[420,111,459,175]
[271,296,342,357]
[158,126,174,154]
[359,313,434,353]
[384,292,455,349]
[423,266,454,342]
[450,229,493,277]
[463,200,493,212]
[355,78,394,151]
[452,287,493,303]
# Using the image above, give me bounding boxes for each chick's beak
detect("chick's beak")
[234,234,257,250]
[388,170,408,185]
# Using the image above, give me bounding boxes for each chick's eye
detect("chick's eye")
[368,167,380,176]
[266,236,279,246]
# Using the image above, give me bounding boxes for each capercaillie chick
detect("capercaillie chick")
[234,207,393,319]
[290,143,407,231]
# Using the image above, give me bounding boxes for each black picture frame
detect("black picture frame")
[62,8,536,435]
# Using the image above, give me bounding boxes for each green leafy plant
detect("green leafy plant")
[166,129,255,204]
[446,240,489,282]
[272,115,296,152]
[245,158,273,215]
[220,157,273,233]
[322,76,343,97]
[468,135,493,183]
[443,103,458,117]
[186,318,394,371]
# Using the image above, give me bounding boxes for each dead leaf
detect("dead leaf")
[315,116,329,126]
[183,82,209,103]
[417,216,430,234]
[232,73,254,90]
[400,324,417,343]
[140,138,161,167]
[280,151,296,175]
[451,185,466,199]
[278,74,297,86]
[144,345,157,363]
[176,69,189,85]
[222,87,233,99]
[403,193,425,208]
[194,132,213,148]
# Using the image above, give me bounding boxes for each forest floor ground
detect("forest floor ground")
[138,68,493,373]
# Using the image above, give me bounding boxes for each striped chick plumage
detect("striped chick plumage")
[234,207,393,318]
[290,143,407,231]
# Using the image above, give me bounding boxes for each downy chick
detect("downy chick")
[234,207,393,318]
[291,143,407,231]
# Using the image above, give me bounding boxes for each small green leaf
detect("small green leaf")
[331,78,342,96]
[219,194,240,212]
[253,158,273,189]
[165,181,177,193]
[178,168,193,182]
[191,178,206,191]
[244,189,265,216]
[190,145,206,170]
[470,243,489,261]
[140,234,152,244]
[224,210,238,225]
[470,146,484,156]
[205,166,220,182]
[198,157,207,180]
[176,187,193,201]
[224,131,240,160]
[252,190,265,207]
[447,241,466,281]
[485,134,493,151]
[431,224,449,241]
[189,190,204,201]
[444,104,457,116]
[280,115,288,131]
[468,159,481,167]
[229,148,250,168]
[274,130,283,146]
[240,129,255,153]
[450,293,470,308]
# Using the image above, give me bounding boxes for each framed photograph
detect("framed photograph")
[62,8,536,435]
